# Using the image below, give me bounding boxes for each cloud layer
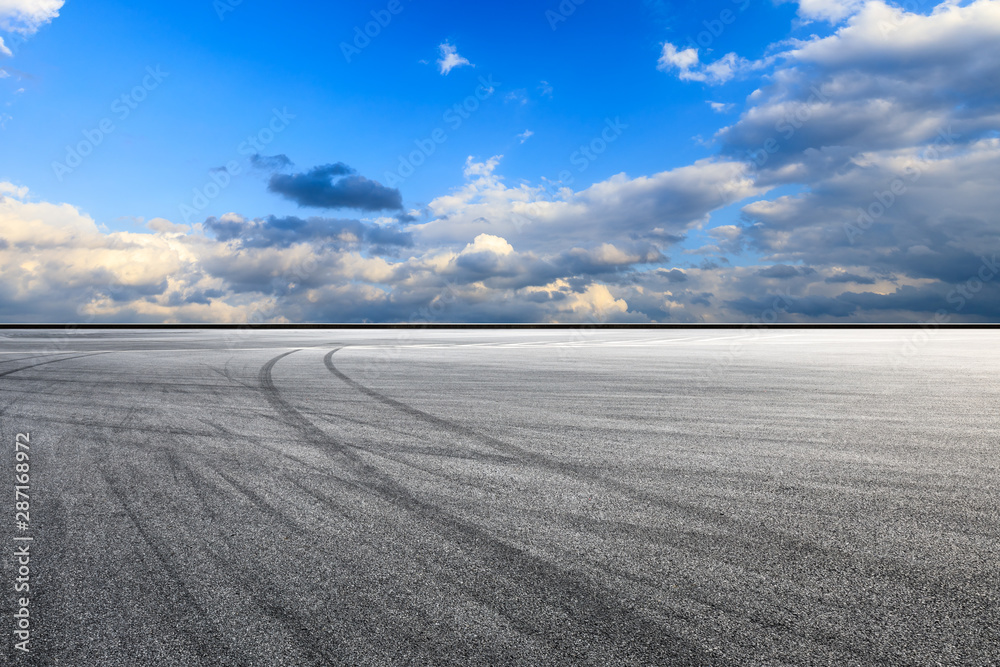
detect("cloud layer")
[3,1,999,323]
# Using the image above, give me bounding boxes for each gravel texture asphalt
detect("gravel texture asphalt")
[0,329,997,666]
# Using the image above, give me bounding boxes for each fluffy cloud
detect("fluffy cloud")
[0,0,63,35]
[658,43,759,84]
[417,154,760,254]
[0,184,655,323]
[437,42,472,75]
[3,1,999,324]
[780,0,866,22]
[703,0,1000,319]
[0,185,228,322]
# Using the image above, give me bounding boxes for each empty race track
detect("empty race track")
[0,329,997,665]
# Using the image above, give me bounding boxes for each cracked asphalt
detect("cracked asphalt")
[0,329,997,665]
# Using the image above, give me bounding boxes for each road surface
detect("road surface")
[0,329,997,665]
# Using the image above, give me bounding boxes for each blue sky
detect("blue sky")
[1,0,998,323]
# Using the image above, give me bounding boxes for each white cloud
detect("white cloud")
[0,181,27,198]
[146,218,191,235]
[417,154,761,258]
[790,0,1000,71]
[517,129,534,144]
[0,0,64,35]
[657,42,759,84]
[461,233,514,257]
[0,183,656,323]
[567,283,629,319]
[3,1,999,323]
[708,101,734,113]
[780,0,866,22]
[657,42,699,74]
[437,42,472,75]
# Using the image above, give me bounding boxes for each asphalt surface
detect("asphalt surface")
[0,329,997,666]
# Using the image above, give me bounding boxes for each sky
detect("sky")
[0,0,998,323]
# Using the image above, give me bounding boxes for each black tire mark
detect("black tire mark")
[259,349,732,666]
[192,542,351,667]
[319,346,922,664]
[210,467,305,534]
[259,350,356,460]
[0,352,109,416]
[173,460,221,524]
[323,348,750,522]
[98,468,244,665]
[6,414,218,437]
[207,364,257,390]
[553,512,900,665]
[323,347,889,565]
[0,352,78,366]
[309,407,520,465]
[105,460,338,665]
[0,352,108,378]
[324,348,528,456]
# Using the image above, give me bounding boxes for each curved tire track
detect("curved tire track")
[319,346,911,664]
[0,352,109,378]
[260,349,732,666]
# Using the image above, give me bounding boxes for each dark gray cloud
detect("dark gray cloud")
[269,163,403,212]
[204,214,412,249]
[825,273,876,285]
[757,264,815,279]
[657,268,688,283]
[251,154,293,171]
[7,3,1000,325]
[726,294,858,320]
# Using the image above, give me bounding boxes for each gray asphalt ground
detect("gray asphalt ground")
[0,329,997,666]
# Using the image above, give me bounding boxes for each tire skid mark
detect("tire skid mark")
[310,409,521,465]
[287,459,725,666]
[194,543,350,667]
[198,417,361,483]
[98,468,244,664]
[162,447,184,487]
[259,350,358,460]
[207,363,256,390]
[282,476,353,522]
[175,462,222,524]
[324,348,641,484]
[106,462,334,665]
[324,349,531,457]
[320,346,914,662]
[0,414,219,437]
[557,513,897,664]
[0,351,109,378]
[0,352,73,366]
[210,466,306,534]
[260,349,732,666]
[323,348,869,564]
